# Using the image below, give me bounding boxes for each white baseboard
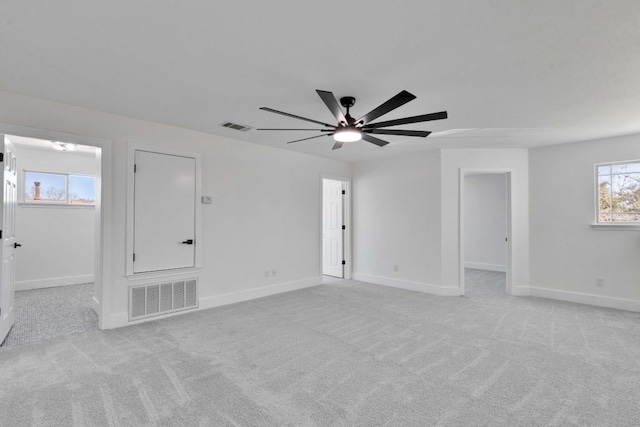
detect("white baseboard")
[528,286,640,312]
[510,286,531,296]
[199,276,321,310]
[107,276,322,329]
[16,274,94,291]
[464,262,506,272]
[352,273,455,296]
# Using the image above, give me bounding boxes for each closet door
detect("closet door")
[133,150,196,273]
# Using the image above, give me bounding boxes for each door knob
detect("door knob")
[181,239,194,245]
[14,243,22,248]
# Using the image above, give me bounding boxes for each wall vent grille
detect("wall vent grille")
[129,278,198,321]
[220,121,252,132]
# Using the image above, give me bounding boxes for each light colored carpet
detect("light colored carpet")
[465,268,506,296]
[2,283,98,346]
[1,279,640,426]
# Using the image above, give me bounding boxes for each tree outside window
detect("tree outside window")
[24,171,95,205]
[597,161,640,223]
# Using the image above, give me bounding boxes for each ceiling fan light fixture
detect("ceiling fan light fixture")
[333,127,362,143]
[51,141,77,151]
[51,141,65,151]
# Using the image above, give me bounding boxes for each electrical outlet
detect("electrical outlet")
[271,269,277,277]
[265,269,270,278]
[393,264,398,272]
[596,277,605,287]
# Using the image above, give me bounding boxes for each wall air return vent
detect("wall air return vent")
[129,278,198,321]
[220,121,252,132]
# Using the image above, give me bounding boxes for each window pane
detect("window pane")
[610,213,640,222]
[597,165,611,176]
[611,173,640,214]
[69,175,96,204]
[611,162,640,175]
[597,161,640,223]
[598,176,612,221]
[24,172,66,202]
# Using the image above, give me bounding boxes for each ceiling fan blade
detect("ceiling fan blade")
[332,141,344,150]
[257,128,335,131]
[260,107,335,128]
[285,134,332,144]
[316,90,348,125]
[363,111,448,129]
[366,129,431,137]
[357,90,416,125]
[361,133,390,148]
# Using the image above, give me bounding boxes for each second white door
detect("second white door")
[322,179,344,278]
[134,150,196,273]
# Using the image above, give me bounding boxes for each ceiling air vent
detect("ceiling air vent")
[220,121,252,132]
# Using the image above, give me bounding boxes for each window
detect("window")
[596,161,640,223]
[24,171,96,205]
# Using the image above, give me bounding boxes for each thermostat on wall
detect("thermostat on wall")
[201,196,212,204]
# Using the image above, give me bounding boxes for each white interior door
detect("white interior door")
[0,135,18,343]
[133,150,196,273]
[322,179,344,278]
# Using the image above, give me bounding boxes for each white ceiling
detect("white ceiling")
[1,1,639,163]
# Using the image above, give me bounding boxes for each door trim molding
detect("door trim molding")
[321,174,352,280]
[125,143,202,278]
[459,169,513,295]
[0,123,112,330]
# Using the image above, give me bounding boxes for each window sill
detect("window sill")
[591,223,640,231]
[19,202,95,209]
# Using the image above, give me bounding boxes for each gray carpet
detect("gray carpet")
[465,268,506,296]
[2,283,98,346]
[1,279,640,426]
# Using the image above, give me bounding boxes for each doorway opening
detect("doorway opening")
[322,177,350,280]
[0,130,107,346]
[460,171,512,296]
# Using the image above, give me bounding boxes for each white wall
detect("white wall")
[464,174,507,272]
[352,148,528,297]
[352,150,442,293]
[441,149,529,295]
[0,89,351,328]
[11,144,96,290]
[529,134,640,310]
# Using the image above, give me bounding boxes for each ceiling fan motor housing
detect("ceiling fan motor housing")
[340,96,356,109]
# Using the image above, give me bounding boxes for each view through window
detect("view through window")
[24,171,96,205]
[597,161,640,223]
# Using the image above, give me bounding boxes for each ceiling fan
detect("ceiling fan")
[258,90,447,150]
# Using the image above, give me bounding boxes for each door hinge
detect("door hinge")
[341,225,346,230]
[134,164,137,173]
[0,153,3,162]
[342,260,346,265]
[341,190,345,195]
[133,253,136,262]
[505,237,508,242]
[0,230,2,239]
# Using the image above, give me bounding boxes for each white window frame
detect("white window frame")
[21,170,97,207]
[592,160,640,230]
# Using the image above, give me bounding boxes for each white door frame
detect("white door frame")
[321,174,351,280]
[0,123,112,329]
[459,169,512,295]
